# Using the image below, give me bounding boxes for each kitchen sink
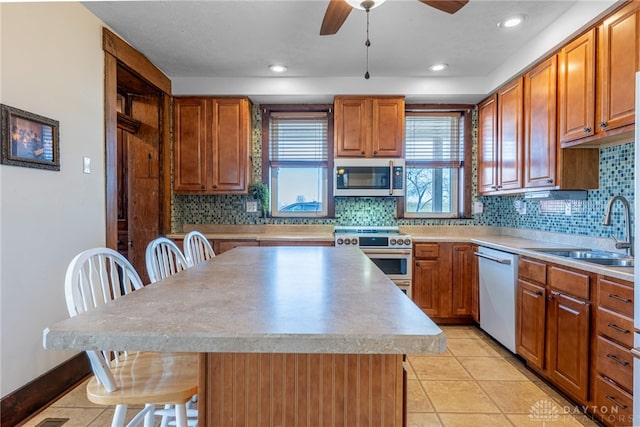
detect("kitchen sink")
[526,248,634,267]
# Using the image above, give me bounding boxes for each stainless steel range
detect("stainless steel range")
[334,226,413,298]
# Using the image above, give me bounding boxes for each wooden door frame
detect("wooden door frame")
[102,28,172,249]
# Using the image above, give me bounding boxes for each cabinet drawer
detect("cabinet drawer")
[414,243,439,259]
[518,258,546,284]
[548,266,590,300]
[593,376,633,427]
[596,335,633,392]
[597,307,634,348]
[598,277,634,318]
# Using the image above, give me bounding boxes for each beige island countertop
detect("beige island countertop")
[44,246,443,426]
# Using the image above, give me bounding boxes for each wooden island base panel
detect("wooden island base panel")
[199,353,403,427]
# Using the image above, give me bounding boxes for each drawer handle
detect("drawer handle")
[605,395,628,411]
[607,323,630,334]
[606,353,630,367]
[608,293,632,304]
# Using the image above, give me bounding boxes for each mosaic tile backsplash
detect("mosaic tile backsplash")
[172,104,634,239]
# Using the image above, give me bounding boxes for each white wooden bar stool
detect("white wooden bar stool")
[64,247,198,427]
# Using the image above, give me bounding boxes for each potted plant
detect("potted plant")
[248,182,269,217]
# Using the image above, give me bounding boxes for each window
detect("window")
[404,109,471,218]
[263,108,331,217]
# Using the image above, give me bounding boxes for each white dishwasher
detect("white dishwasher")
[475,246,518,353]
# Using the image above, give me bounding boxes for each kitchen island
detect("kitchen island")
[44,246,445,426]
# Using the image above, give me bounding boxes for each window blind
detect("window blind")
[405,112,463,167]
[269,112,328,162]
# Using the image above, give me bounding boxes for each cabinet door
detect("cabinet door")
[559,29,596,143]
[174,98,208,192]
[477,95,499,194]
[547,291,590,403]
[334,97,369,157]
[371,97,405,157]
[516,280,546,370]
[211,98,250,193]
[524,56,557,189]
[413,259,442,317]
[497,77,523,191]
[451,244,472,317]
[598,2,640,133]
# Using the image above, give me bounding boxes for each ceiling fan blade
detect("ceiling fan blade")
[320,0,353,35]
[419,0,469,14]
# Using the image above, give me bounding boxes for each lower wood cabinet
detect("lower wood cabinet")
[546,290,590,403]
[413,242,474,323]
[516,279,546,370]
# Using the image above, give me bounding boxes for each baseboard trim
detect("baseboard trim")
[1,353,91,426]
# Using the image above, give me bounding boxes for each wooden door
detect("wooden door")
[371,97,405,157]
[524,56,557,189]
[477,95,498,194]
[126,94,162,284]
[598,1,640,133]
[451,244,472,317]
[559,29,596,143]
[516,280,546,370]
[413,259,442,317]
[334,97,369,157]
[547,291,590,403]
[174,97,208,192]
[497,77,523,191]
[211,98,250,193]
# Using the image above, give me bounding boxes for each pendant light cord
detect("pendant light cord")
[364,7,371,79]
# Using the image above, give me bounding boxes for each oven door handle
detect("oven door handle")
[361,248,413,255]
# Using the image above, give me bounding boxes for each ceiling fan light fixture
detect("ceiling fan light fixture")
[498,15,526,28]
[429,63,448,72]
[268,64,288,73]
[345,0,386,11]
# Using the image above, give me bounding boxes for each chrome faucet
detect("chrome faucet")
[602,195,633,257]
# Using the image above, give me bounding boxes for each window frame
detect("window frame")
[261,104,334,218]
[400,104,473,219]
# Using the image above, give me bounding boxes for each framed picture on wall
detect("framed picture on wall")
[0,104,60,171]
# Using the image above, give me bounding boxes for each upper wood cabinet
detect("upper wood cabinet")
[524,56,600,190]
[559,29,596,144]
[560,1,640,147]
[477,95,499,194]
[478,78,523,194]
[334,96,405,157]
[174,97,251,194]
[598,1,640,135]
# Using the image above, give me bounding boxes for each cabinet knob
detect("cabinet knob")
[599,121,608,129]
[361,151,365,155]
[535,290,543,296]
[583,127,591,133]
[212,184,218,189]
[490,185,498,190]
[373,150,378,155]
[547,179,553,184]
[415,262,420,267]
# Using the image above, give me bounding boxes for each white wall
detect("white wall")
[0,3,106,397]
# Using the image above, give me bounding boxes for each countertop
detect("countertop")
[43,246,445,354]
[168,224,335,242]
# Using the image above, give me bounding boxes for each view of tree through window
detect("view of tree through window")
[405,111,465,218]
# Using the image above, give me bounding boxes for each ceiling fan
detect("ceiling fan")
[320,0,469,35]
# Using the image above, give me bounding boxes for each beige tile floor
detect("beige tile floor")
[19,325,602,427]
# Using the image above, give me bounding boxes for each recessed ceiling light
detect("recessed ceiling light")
[268,64,288,73]
[498,15,525,28]
[429,63,448,72]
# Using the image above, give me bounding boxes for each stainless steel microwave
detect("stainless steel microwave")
[334,158,405,197]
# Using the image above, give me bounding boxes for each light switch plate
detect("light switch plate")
[83,157,91,174]
[472,201,483,214]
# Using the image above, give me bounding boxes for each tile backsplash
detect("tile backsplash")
[172,105,634,239]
